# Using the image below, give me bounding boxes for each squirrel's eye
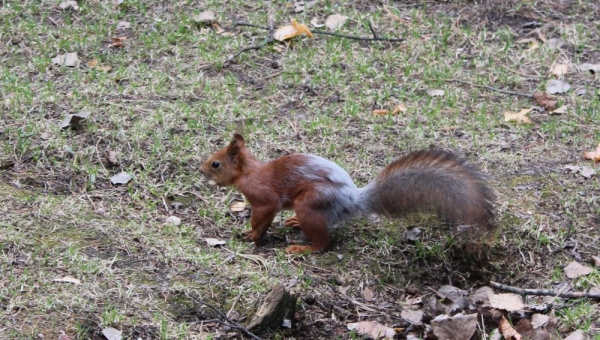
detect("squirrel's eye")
[211,161,220,169]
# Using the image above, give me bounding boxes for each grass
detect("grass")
[1,0,600,339]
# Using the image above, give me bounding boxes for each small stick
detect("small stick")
[490,281,600,299]
[189,294,263,340]
[447,79,533,98]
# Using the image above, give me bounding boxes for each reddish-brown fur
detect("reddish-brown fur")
[200,134,495,254]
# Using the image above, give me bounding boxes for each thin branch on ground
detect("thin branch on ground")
[188,294,263,340]
[490,281,600,299]
[447,79,533,98]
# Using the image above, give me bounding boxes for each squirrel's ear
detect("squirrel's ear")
[226,134,245,161]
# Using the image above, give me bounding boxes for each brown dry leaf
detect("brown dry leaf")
[552,105,567,114]
[592,255,600,267]
[87,58,99,68]
[430,314,477,340]
[372,109,389,115]
[438,285,467,302]
[499,316,522,340]
[583,143,600,162]
[391,103,407,115]
[362,287,375,301]
[550,63,568,76]
[504,109,532,124]
[325,14,349,30]
[347,321,396,340]
[52,52,80,67]
[514,318,533,337]
[564,261,593,278]
[383,5,410,24]
[109,37,126,48]
[105,150,119,166]
[54,276,81,285]
[533,92,557,111]
[489,293,524,312]
[274,20,313,41]
[467,286,493,306]
[230,201,246,212]
[531,314,549,329]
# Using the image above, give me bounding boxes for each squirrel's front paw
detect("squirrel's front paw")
[242,230,262,245]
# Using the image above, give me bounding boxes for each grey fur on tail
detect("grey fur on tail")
[361,149,495,231]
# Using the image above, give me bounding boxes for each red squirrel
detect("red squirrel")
[200,134,494,254]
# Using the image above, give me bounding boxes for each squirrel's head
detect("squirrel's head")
[200,133,246,187]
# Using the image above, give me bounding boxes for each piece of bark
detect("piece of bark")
[247,285,299,331]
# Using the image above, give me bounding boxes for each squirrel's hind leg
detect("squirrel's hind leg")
[285,202,331,254]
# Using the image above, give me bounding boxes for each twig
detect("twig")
[368,22,378,39]
[447,79,533,98]
[188,294,262,340]
[490,281,600,299]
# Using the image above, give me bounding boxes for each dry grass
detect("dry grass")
[1,0,599,339]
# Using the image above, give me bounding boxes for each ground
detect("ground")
[1,0,599,339]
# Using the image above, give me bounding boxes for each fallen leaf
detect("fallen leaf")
[583,143,600,162]
[431,314,477,340]
[109,37,126,48]
[372,109,389,115]
[533,92,557,111]
[400,309,423,325]
[60,110,90,129]
[59,1,79,10]
[274,20,313,41]
[195,10,216,24]
[230,201,246,212]
[565,330,586,340]
[54,276,81,285]
[531,314,549,329]
[564,165,581,173]
[489,293,524,312]
[552,105,567,114]
[325,14,349,30]
[504,109,532,124]
[516,37,537,44]
[437,285,467,302]
[467,286,493,306]
[404,227,421,242]
[391,103,407,115]
[514,318,533,337]
[347,321,396,340]
[546,38,565,50]
[58,331,71,340]
[110,171,132,185]
[116,21,131,30]
[427,89,445,97]
[205,238,226,246]
[362,287,375,301]
[576,88,587,96]
[550,63,568,76]
[581,166,595,179]
[578,63,600,75]
[546,79,571,94]
[165,216,181,226]
[498,316,522,340]
[87,58,99,68]
[97,65,112,72]
[592,255,600,267]
[105,150,119,166]
[564,261,593,278]
[102,328,122,340]
[310,17,324,28]
[52,52,80,67]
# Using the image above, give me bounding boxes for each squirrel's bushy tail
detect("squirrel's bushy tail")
[360,149,495,232]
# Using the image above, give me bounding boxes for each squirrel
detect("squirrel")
[200,134,495,254]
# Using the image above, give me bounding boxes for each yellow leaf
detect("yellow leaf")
[373,109,389,115]
[528,40,540,51]
[274,20,313,41]
[504,109,532,124]
[391,103,407,115]
[86,58,99,68]
[550,63,568,76]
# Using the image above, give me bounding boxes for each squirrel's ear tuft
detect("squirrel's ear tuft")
[227,134,245,161]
